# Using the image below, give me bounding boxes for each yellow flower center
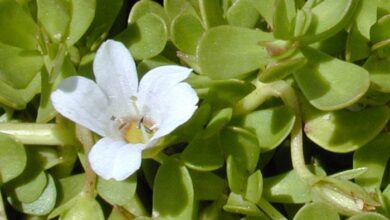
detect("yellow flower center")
[122,119,154,144]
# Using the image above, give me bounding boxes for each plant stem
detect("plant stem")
[257,198,287,220]
[0,123,72,146]
[76,125,97,197]
[270,81,316,182]
[234,80,274,115]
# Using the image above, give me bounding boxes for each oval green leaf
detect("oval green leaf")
[61,195,104,220]
[245,170,263,204]
[37,0,70,43]
[293,202,340,220]
[0,0,38,49]
[117,13,168,60]
[171,14,204,55]
[226,0,260,28]
[298,0,358,44]
[304,106,390,153]
[189,170,227,200]
[197,25,273,79]
[223,192,264,216]
[153,158,194,219]
[354,133,390,191]
[365,56,390,93]
[294,47,370,111]
[97,175,137,206]
[232,106,295,152]
[66,0,96,46]
[8,174,56,216]
[181,134,224,171]
[0,133,26,184]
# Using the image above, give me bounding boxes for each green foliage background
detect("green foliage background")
[0,0,389,219]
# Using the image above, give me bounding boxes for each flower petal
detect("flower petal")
[146,82,198,147]
[137,65,193,104]
[51,76,109,137]
[93,40,138,117]
[88,137,143,181]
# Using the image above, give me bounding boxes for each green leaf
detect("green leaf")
[272,0,295,39]
[85,0,122,48]
[223,192,264,216]
[37,0,70,43]
[298,0,358,44]
[164,0,198,21]
[348,213,388,220]
[171,14,204,54]
[364,56,390,93]
[66,0,96,46]
[97,175,137,206]
[250,0,274,26]
[303,106,390,153]
[354,133,390,191]
[370,15,390,43]
[0,71,41,109]
[5,168,47,203]
[189,170,227,200]
[181,134,224,171]
[48,174,85,219]
[198,25,273,79]
[8,174,57,216]
[0,133,26,184]
[204,108,232,137]
[61,195,104,220]
[232,106,295,152]
[222,127,260,173]
[263,167,325,203]
[346,0,378,61]
[129,0,169,25]
[153,158,194,219]
[226,0,260,28]
[0,0,38,49]
[294,47,370,111]
[199,0,226,28]
[0,43,42,89]
[245,170,263,204]
[293,202,340,220]
[117,13,168,60]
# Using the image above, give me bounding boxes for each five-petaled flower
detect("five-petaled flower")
[51,40,199,181]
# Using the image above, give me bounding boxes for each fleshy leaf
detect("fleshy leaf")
[97,175,137,206]
[66,0,96,46]
[197,25,272,79]
[294,47,370,111]
[199,0,226,28]
[245,170,263,204]
[0,0,38,49]
[171,14,204,55]
[0,133,26,184]
[189,170,227,200]
[37,0,70,43]
[181,134,224,171]
[354,133,390,191]
[226,0,260,28]
[223,192,264,216]
[303,106,390,153]
[8,174,57,216]
[153,158,194,219]
[293,202,340,220]
[117,13,168,60]
[298,0,358,44]
[232,106,295,152]
[365,55,390,93]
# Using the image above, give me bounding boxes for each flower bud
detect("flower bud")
[311,176,380,216]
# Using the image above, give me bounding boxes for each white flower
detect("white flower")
[51,40,198,181]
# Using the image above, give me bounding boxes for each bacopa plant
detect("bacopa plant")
[0,0,389,219]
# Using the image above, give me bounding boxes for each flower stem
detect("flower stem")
[76,125,97,196]
[0,123,73,146]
